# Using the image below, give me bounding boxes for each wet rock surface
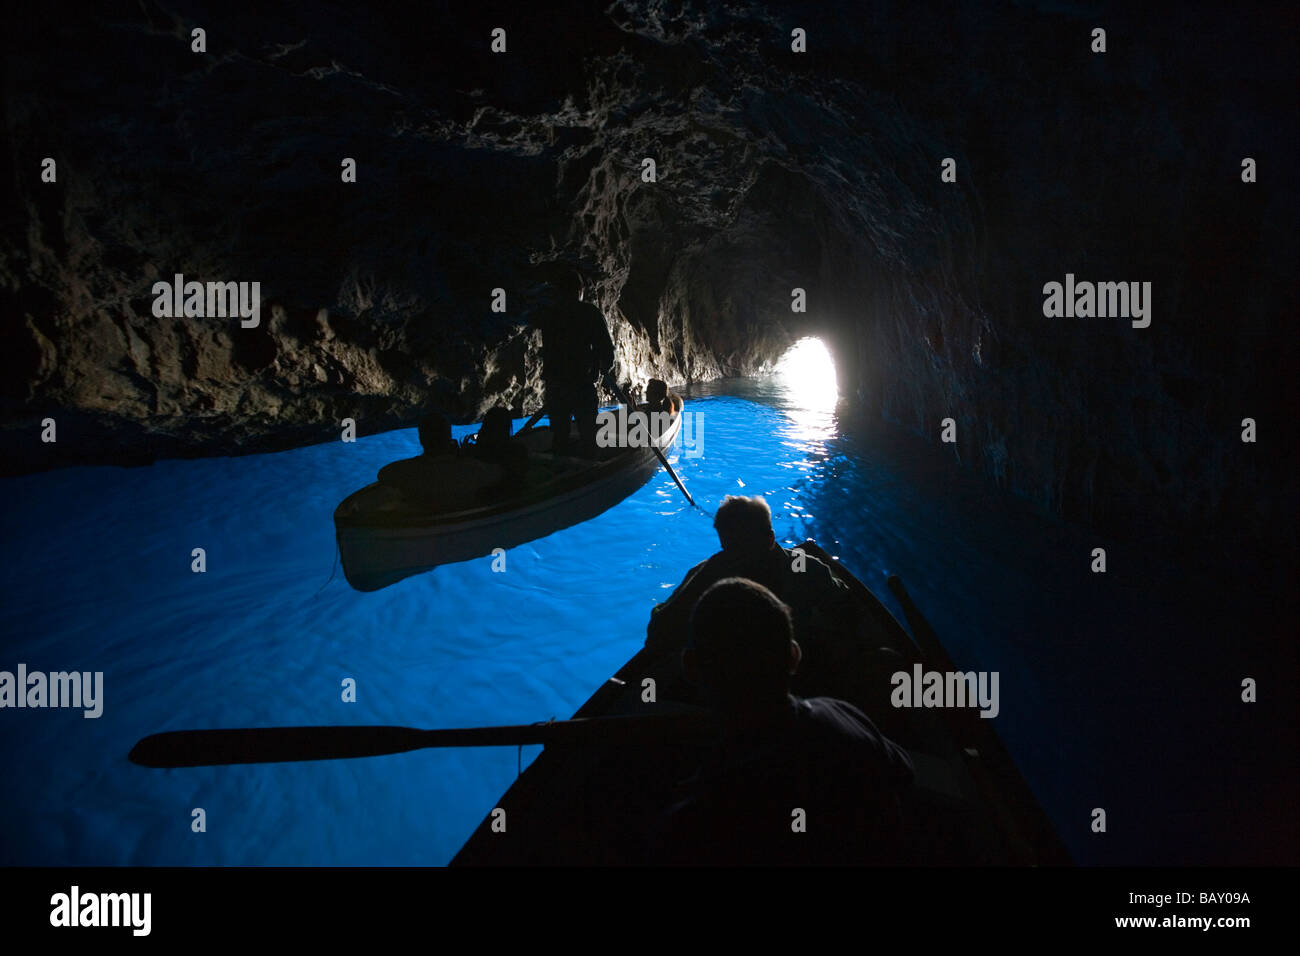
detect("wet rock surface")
[3,0,1294,558]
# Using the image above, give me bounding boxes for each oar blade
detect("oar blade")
[129,725,433,768]
[130,714,715,768]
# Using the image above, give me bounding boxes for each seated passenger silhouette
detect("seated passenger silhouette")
[376,412,460,505]
[378,408,529,509]
[645,495,857,693]
[650,577,915,865]
[638,378,681,441]
[465,406,528,499]
[417,412,460,457]
[645,378,670,413]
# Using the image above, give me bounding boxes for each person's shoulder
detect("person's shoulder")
[650,556,711,616]
[571,299,604,319]
[678,551,731,583]
[794,695,874,731]
[794,696,914,776]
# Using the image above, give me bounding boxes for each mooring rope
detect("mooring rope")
[315,541,340,596]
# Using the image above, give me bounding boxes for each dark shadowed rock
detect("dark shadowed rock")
[2,0,1294,561]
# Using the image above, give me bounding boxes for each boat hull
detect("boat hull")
[334,408,682,591]
[451,539,1069,865]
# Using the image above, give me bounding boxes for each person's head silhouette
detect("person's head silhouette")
[548,268,583,302]
[684,577,801,718]
[712,495,777,558]
[477,406,513,451]
[417,412,456,455]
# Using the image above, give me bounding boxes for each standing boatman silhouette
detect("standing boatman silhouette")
[530,268,615,457]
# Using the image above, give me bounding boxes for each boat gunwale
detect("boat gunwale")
[450,538,1071,866]
[334,403,684,531]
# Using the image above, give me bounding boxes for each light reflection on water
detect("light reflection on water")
[773,335,839,449]
[0,359,1286,865]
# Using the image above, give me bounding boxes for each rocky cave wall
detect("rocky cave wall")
[3,0,1294,555]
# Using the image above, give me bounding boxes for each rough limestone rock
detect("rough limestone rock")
[2,1,1294,558]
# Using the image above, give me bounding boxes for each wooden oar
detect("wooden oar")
[885,573,1072,864]
[797,540,921,663]
[129,711,713,769]
[515,407,547,436]
[886,575,959,674]
[602,374,699,510]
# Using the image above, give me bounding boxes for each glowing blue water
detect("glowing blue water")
[0,377,1286,865]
